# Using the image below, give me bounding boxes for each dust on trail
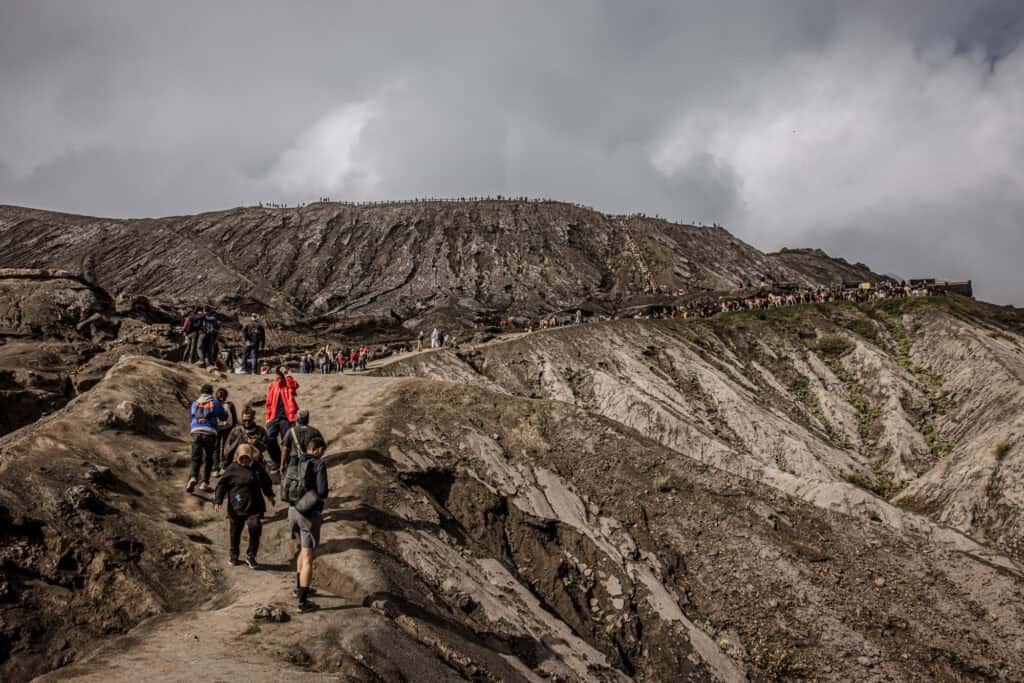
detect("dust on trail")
[39,372,410,682]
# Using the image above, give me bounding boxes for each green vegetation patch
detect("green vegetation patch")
[841,317,880,343]
[815,334,855,358]
[995,440,1011,461]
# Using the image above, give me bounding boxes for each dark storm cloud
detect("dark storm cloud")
[0,0,1021,302]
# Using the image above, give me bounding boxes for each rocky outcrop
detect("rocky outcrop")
[0,270,183,437]
[0,269,114,339]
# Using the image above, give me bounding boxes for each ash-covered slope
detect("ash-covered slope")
[10,358,1024,682]
[0,201,857,329]
[767,247,890,285]
[378,296,1024,564]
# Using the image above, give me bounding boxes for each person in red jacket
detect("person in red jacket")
[265,366,299,470]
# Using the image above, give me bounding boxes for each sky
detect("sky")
[1,1,1022,303]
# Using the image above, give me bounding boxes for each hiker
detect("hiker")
[431,327,440,349]
[241,314,265,375]
[196,308,220,366]
[214,444,275,568]
[223,405,268,466]
[280,409,323,474]
[213,387,238,477]
[316,348,330,375]
[348,349,358,370]
[335,350,345,373]
[282,434,329,613]
[265,366,299,471]
[187,383,229,493]
[182,307,201,363]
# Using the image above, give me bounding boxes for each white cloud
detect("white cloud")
[651,25,1024,249]
[267,100,378,196]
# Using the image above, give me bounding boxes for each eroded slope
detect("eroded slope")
[0,202,827,328]
[377,297,1024,563]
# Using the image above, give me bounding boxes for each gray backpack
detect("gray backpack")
[280,428,318,512]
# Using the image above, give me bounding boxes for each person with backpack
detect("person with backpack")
[212,387,238,478]
[196,308,220,366]
[214,444,275,568]
[187,383,229,493]
[279,409,322,474]
[281,435,329,613]
[223,406,268,466]
[241,314,265,375]
[265,366,299,471]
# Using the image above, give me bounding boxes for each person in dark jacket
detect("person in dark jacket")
[287,435,329,612]
[187,383,229,493]
[241,314,265,375]
[197,309,220,366]
[223,406,268,467]
[214,445,275,568]
[183,307,202,363]
[279,409,323,476]
[213,387,238,478]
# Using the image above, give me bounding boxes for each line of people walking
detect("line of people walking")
[180,309,266,373]
[298,344,371,374]
[187,366,328,613]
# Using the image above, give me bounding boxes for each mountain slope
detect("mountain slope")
[377,296,1024,564]
[0,202,874,331]
[9,358,1024,682]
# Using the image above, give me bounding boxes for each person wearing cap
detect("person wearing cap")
[280,408,322,476]
[214,444,276,568]
[265,366,299,470]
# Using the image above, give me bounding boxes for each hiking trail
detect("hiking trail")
[40,373,412,682]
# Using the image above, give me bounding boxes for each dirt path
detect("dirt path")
[40,373,413,682]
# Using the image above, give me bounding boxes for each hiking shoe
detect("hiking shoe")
[185,478,197,493]
[199,482,213,492]
[245,557,257,570]
[212,468,222,478]
[292,587,317,597]
[297,600,319,614]
[229,557,240,566]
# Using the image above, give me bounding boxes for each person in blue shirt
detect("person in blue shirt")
[187,383,229,493]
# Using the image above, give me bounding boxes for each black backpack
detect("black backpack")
[229,483,253,516]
